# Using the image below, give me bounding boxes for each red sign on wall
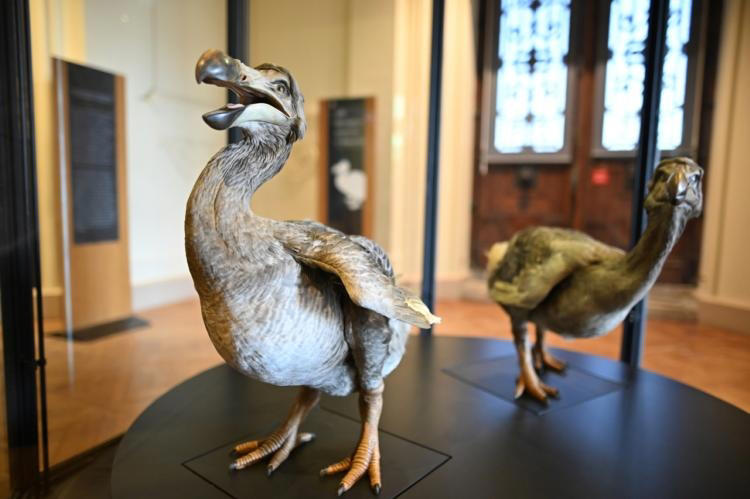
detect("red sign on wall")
[591,167,610,186]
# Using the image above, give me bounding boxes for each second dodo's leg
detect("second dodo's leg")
[532,324,567,372]
[512,320,559,403]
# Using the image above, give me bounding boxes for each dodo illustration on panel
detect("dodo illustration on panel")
[185,49,439,495]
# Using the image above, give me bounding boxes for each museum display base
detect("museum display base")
[112,336,750,498]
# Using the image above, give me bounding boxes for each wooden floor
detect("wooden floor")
[43,299,750,467]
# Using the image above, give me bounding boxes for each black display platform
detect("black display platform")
[112,336,750,498]
[184,410,447,498]
[443,355,624,415]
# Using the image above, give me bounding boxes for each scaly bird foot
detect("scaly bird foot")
[231,430,315,474]
[532,345,567,373]
[230,386,320,475]
[515,369,559,403]
[320,385,384,496]
[320,431,381,496]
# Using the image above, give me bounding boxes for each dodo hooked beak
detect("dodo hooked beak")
[195,49,289,130]
[195,49,250,86]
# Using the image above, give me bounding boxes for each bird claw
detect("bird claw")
[321,428,381,495]
[515,374,559,403]
[230,430,316,472]
[229,387,320,473]
[532,345,567,373]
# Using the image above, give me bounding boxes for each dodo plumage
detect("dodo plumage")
[185,50,439,495]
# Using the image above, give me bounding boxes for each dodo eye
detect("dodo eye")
[275,82,288,95]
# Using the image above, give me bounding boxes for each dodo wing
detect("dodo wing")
[278,221,440,328]
[489,239,613,310]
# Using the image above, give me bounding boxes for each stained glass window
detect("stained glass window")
[493,0,572,154]
[601,0,694,151]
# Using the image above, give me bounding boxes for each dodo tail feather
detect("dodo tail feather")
[405,297,441,327]
[486,242,509,274]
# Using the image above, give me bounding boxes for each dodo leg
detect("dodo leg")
[321,308,389,495]
[231,386,320,474]
[512,321,559,402]
[320,384,384,495]
[532,325,567,372]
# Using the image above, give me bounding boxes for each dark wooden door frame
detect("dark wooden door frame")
[0,0,49,493]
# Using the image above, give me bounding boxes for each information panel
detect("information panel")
[319,98,374,236]
[67,63,118,244]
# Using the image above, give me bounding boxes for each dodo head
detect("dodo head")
[195,49,305,143]
[645,157,703,218]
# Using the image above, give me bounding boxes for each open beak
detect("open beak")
[195,49,288,130]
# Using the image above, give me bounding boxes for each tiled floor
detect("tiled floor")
[43,299,750,467]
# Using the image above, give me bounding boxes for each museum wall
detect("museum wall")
[83,0,227,310]
[347,0,397,256]
[31,0,227,315]
[28,0,749,330]
[383,0,478,290]
[250,0,478,292]
[249,0,349,225]
[29,0,87,319]
[696,0,750,334]
[388,0,431,284]
[435,0,477,287]
[32,0,481,316]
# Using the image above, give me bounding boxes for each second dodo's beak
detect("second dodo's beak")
[667,170,688,205]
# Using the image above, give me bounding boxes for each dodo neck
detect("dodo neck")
[201,134,292,210]
[624,206,688,294]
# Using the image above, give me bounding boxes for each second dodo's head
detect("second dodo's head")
[645,157,703,219]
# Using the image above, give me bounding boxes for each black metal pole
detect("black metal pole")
[0,0,43,492]
[620,0,669,367]
[227,0,249,144]
[420,0,446,334]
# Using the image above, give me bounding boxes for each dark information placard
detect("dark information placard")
[67,62,118,244]
[323,98,371,235]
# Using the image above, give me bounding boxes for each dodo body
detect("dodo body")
[488,158,704,402]
[185,49,438,494]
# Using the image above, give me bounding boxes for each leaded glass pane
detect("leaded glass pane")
[494,0,571,154]
[660,0,692,149]
[601,0,693,151]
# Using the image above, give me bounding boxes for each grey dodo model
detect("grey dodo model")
[185,50,439,495]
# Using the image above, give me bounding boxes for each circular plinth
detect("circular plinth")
[112,336,749,498]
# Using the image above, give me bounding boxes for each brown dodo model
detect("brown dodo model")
[185,50,439,495]
[487,158,703,402]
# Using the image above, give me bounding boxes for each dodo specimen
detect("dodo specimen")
[487,157,703,402]
[185,50,439,495]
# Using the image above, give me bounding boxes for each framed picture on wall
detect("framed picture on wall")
[318,97,375,237]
